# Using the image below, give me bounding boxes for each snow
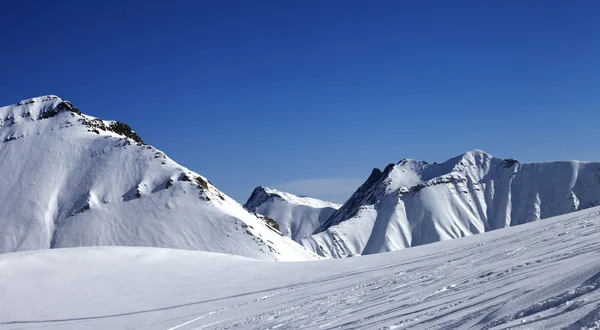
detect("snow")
[245,186,341,242]
[4,96,600,328]
[2,206,600,329]
[307,149,600,258]
[248,186,341,209]
[0,96,317,261]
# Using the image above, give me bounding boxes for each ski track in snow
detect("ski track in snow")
[3,207,600,329]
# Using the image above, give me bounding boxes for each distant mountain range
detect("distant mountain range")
[3,96,600,261]
[248,151,600,258]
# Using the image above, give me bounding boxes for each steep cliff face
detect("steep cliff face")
[304,150,600,258]
[244,186,340,242]
[0,96,317,261]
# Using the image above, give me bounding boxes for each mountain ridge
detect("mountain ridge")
[245,186,341,210]
[0,95,317,261]
[303,149,600,258]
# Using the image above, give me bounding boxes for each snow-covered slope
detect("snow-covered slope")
[304,150,600,258]
[2,206,600,329]
[0,95,317,261]
[244,186,341,242]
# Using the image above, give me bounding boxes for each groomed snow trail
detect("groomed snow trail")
[2,206,600,329]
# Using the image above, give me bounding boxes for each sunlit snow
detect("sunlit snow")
[2,206,600,329]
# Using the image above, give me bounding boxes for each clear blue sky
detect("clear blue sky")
[1,1,599,203]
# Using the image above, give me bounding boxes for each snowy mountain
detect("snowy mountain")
[244,186,341,242]
[303,150,600,258]
[0,95,317,261]
[2,206,600,329]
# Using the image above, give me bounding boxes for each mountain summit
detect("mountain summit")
[303,150,600,258]
[0,96,317,261]
[244,186,340,242]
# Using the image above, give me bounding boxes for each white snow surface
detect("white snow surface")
[244,186,341,242]
[0,96,317,261]
[304,150,600,258]
[2,206,600,329]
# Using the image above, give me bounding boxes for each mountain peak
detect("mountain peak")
[2,96,144,144]
[245,186,340,209]
[462,149,491,158]
[2,95,70,120]
[15,95,62,105]
[244,186,341,242]
[457,149,494,163]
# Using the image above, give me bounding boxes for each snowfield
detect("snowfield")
[2,206,600,329]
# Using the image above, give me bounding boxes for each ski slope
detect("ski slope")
[2,206,600,329]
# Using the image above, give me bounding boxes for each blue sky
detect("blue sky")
[1,1,599,203]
